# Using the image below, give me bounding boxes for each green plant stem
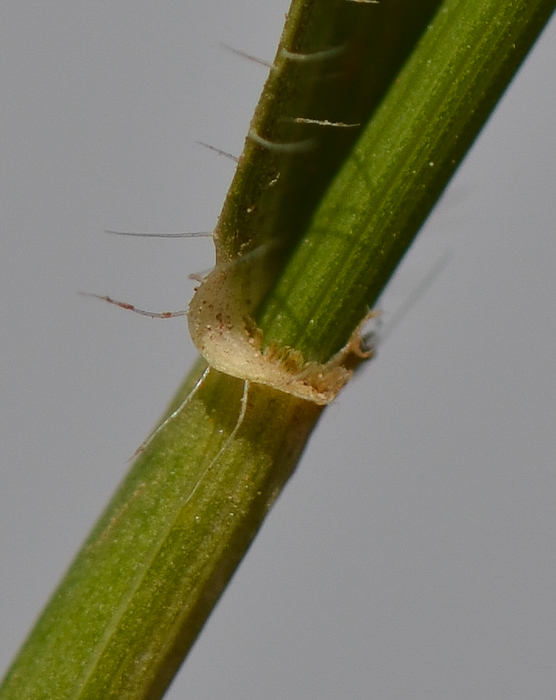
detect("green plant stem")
[259,0,556,361]
[1,364,322,699]
[1,0,554,699]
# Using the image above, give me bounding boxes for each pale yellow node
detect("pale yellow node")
[188,257,373,405]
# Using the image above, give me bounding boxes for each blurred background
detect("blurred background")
[1,3,555,698]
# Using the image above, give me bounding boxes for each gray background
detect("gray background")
[1,2,556,698]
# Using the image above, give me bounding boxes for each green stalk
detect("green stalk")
[2,364,322,699]
[1,0,554,698]
[259,0,556,360]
